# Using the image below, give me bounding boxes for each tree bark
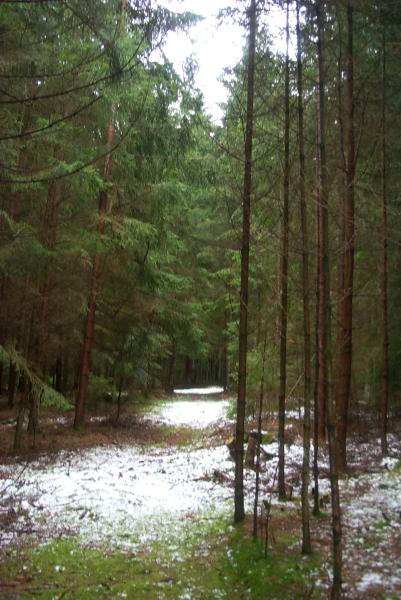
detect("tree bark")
[313,148,321,515]
[35,177,61,369]
[296,0,312,555]
[74,117,115,428]
[334,0,355,474]
[74,0,127,428]
[315,3,343,597]
[1,102,31,407]
[234,0,257,524]
[278,0,290,502]
[315,3,328,443]
[380,25,389,457]
[28,174,62,435]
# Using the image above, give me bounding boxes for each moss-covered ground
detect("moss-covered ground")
[0,517,322,599]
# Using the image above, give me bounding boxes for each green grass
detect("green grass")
[0,518,322,599]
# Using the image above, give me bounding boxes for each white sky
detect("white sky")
[157,1,290,122]
[157,0,244,122]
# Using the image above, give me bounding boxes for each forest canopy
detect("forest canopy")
[0,0,399,436]
[1,0,401,597]
[1,0,400,435]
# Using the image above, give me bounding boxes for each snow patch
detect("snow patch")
[173,386,224,395]
[0,443,234,548]
[149,399,230,429]
[358,572,387,591]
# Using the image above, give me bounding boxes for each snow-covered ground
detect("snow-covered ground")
[0,396,233,549]
[148,397,230,429]
[173,386,224,395]
[0,444,234,549]
[1,395,401,597]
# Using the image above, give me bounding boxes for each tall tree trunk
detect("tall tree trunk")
[316,3,343,597]
[313,144,321,515]
[380,25,389,457]
[223,307,229,392]
[35,178,61,368]
[316,182,328,446]
[74,0,126,428]
[315,20,327,445]
[28,176,61,435]
[1,101,31,404]
[278,0,290,502]
[296,0,312,555]
[74,119,116,428]
[334,0,355,474]
[234,0,257,524]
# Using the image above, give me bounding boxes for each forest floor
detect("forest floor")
[0,392,400,599]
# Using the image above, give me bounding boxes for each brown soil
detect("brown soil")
[0,398,198,461]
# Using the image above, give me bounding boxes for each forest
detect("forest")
[0,0,400,598]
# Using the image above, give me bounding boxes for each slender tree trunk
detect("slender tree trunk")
[165,341,176,393]
[55,355,63,392]
[12,301,34,446]
[313,149,321,515]
[116,375,124,423]
[35,178,61,369]
[61,353,70,394]
[278,0,290,502]
[316,3,343,597]
[26,306,38,436]
[28,177,61,435]
[253,330,267,539]
[14,378,28,450]
[0,102,31,404]
[74,120,115,428]
[8,361,17,408]
[334,0,355,474]
[27,388,39,439]
[234,0,257,524]
[316,37,327,445]
[223,305,229,392]
[185,357,193,386]
[296,0,312,555]
[316,196,328,447]
[380,26,389,457]
[74,0,126,428]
